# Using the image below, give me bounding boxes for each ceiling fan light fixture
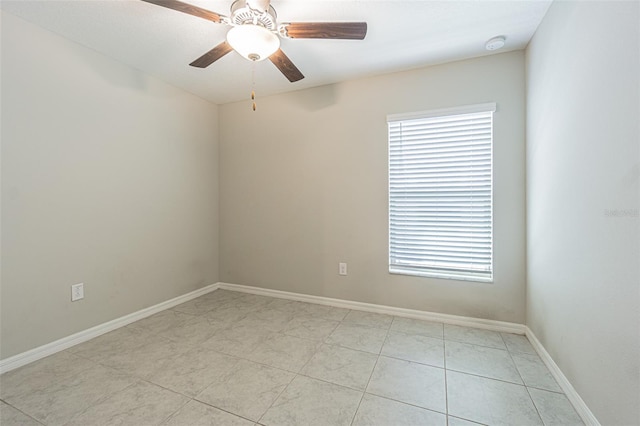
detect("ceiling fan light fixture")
[227,24,280,61]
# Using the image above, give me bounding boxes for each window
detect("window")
[388,103,495,282]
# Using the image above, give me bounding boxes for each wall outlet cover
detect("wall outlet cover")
[71,283,84,301]
[339,263,347,276]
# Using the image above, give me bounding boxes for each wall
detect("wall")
[526,1,640,424]
[220,51,526,323]
[0,12,219,359]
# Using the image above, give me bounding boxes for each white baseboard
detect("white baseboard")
[1,279,598,426]
[218,282,526,335]
[525,327,600,426]
[0,283,219,374]
[219,283,600,424]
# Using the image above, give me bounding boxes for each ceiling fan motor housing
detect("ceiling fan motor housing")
[246,0,271,13]
[230,0,277,30]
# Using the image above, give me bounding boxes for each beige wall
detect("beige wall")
[0,12,220,359]
[220,51,526,323]
[526,1,640,424]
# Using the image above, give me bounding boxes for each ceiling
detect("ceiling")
[1,0,552,104]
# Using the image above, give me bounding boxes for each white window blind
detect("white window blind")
[388,103,495,282]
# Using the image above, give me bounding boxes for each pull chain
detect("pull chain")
[251,61,257,111]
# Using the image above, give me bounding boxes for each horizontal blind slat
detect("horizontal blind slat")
[389,107,493,282]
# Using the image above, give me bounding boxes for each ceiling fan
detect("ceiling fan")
[141,0,368,82]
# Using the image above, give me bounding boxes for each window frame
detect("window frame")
[387,102,496,283]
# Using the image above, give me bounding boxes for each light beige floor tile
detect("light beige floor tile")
[204,303,254,322]
[4,365,135,426]
[264,298,307,313]
[447,370,542,426]
[343,311,393,329]
[146,346,239,397]
[366,356,446,413]
[171,296,224,316]
[0,401,41,426]
[390,317,444,338]
[158,315,233,347]
[247,333,322,372]
[444,325,507,349]
[325,323,388,354]
[2,292,574,426]
[65,381,188,426]
[163,399,254,426]
[94,333,190,379]
[260,375,362,426]
[300,344,377,390]
[0,351,95,400]
[353,393,446,426]
[512,352,562,392]
[236,293,275,304]
[236,309,297,333]
[445,341,522,384]
[127,310,196,334]
[501,333,537,355]
[528,388,584,426]
[297,303,349,321]
[66,326,156,363]
[381,331,444,367]
[448,416,486,425]
[196,359,295,422]
[199,289,244,303]
[202,323,275,358]
[282,315,340,341]
[222,294,273,310]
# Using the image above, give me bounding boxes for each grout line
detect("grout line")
[522,381,545,423]
[193,397,261,424]
[349,354,380,426]
[501,332,546,425]
[443,339,449,424]
[3,290,579,425]
[255,368,298,424]
[374,353,445,370]
[219,283,526,334]
[0,399,47,426]
[445,368,528,388]
[362,391,448,417]
[447,414,487,425]
[157,395,192,425]
[67,380,140,424]
[294,371,368,393]
[349,312,391,425]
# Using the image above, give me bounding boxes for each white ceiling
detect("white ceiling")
[1,0,552,104]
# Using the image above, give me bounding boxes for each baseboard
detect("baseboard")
[220,282,600,423]
[525,327,601,426]
[218,282,526,335]
[1,280,598,426]
[0,283,219,374]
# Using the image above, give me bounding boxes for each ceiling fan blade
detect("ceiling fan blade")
[269,49,304,82]
[141,0,223,23]
[190,41,233,68]
[283,22,367,40]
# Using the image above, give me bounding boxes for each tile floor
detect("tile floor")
[0,289,585,426]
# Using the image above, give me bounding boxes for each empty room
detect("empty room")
[1,0,638,425]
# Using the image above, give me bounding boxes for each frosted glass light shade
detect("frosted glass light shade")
[227,24,280,61]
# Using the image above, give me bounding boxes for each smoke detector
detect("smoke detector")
[485,36,506,51]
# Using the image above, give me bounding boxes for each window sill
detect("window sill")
[389,268,494,284]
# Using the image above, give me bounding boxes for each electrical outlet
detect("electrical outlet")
[71,283,84,301]
[339,262,347,276]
